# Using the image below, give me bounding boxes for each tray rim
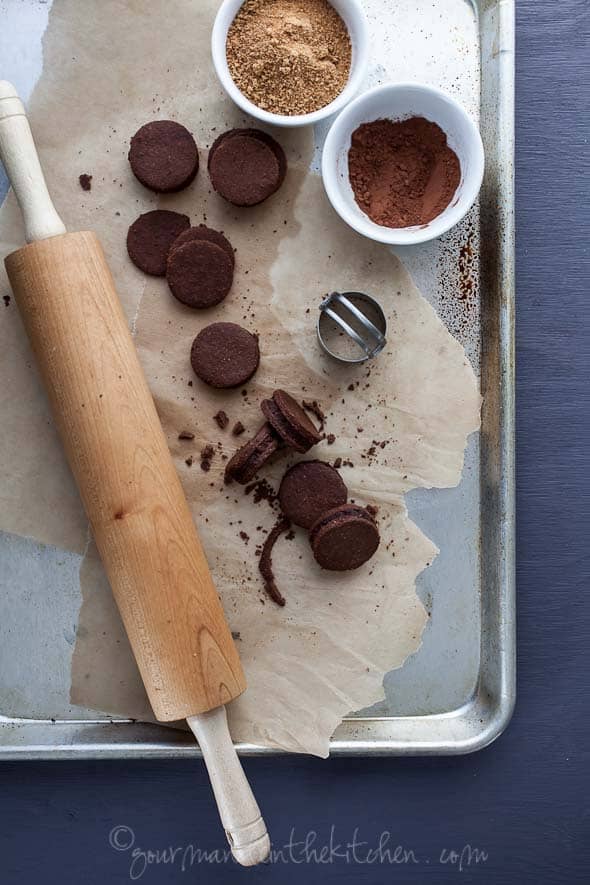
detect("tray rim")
[0,0,515,759]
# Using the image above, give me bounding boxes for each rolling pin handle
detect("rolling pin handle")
[187,707,270,867]
[0,81,66,242]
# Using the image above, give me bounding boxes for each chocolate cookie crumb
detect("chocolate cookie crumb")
[231,631,241,641]
[302,399,326,430]
[185,456,193,467]
[326,433,336,445]
[232,421,245,436]
[200,444,215,472]
[239,530,250,543]
[259,516,290,606]
[333,457,342,468]
[244,478,278,507]
[3,295,10,307]
[214,410,229,429]
[178,430,195,440]
[79,173,92,191]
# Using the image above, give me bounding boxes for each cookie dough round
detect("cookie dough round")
[126,209,190,276]
[128,120,199,193]
[191,322,260,388]
[208,128,286,206]
[166,240,234,309]
[261,389,322,453]
[171,225,235,269]
[279,460,348,529]
[309,504,380,571]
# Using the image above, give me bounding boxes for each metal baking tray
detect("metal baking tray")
[0,0,514,757]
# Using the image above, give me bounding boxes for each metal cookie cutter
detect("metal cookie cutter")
[317,291,387,364]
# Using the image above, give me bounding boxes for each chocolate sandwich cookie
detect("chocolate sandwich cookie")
[166,240,233,309]
[126,210,190,276]
[261,389,322,453]
[170,225,235,269]
[208,128,286,206]
[191,322,260,388]
[128,120,199,193]
[224,422,282,485]
[309,504,380,571]
[278,460,348,529]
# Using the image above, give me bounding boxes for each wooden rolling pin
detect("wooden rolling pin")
[0,81,269,866]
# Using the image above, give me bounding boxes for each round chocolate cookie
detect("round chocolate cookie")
[126,210,190,276]
[261,389,322,453]
[279,460,348,529]
[128,120,199,193]
[208,128,285,206]
[208,128,287,183]
[166,240,233,309]
[170,225,235,269]
[309,504,380,571]
[224,422,282,485]
[191,322,259,388]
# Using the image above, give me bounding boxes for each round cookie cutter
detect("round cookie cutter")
[317,291,387,364]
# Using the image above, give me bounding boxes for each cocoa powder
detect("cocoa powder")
[348,117,461,228]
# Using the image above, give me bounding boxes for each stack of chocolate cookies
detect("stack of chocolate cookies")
[127,213,236,308]
[126,120,286,310]
[225,390,380,576]
[224,389,321,484]
[208,129,286,207]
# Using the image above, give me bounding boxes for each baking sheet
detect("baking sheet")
[0,0,515,756]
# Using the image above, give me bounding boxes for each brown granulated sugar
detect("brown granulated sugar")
[226,0,352,116]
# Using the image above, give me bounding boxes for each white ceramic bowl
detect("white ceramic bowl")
[321,83,485,245]
[211,0,369,128]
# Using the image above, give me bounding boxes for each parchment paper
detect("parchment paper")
[0,0,480,756]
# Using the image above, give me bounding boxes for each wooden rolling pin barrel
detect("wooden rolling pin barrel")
[0,81,270,866]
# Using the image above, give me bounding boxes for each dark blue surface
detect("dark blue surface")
[1,2,590,883]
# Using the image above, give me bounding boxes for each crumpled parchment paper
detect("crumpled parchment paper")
[0,0,481,756]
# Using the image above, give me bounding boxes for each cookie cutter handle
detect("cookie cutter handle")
[322,304,375,357]
[318,291,387,363]
[333,292,387,355]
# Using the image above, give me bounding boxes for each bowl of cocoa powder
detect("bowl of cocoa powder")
[212,0,369,127]
[321,83,485,244]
